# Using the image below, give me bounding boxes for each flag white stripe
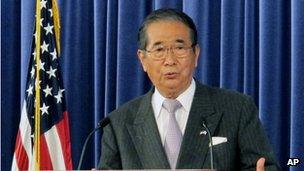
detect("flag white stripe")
[29,149,35,171]
[16,100,35,170]
[44,125,66,170]
[11,155,19,171]
[11,101,33,170]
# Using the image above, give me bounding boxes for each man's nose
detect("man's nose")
[163,48,176,65]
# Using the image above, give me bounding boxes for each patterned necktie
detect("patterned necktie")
[163,99,182,169]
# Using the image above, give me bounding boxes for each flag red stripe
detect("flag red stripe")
[14,130,29,170]
[55,111,73,169]
[40,135,53,170]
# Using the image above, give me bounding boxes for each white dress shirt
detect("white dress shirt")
[151,78,196,145]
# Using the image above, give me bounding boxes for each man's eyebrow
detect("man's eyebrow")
[150,41,163,48]
[150,39,186,48]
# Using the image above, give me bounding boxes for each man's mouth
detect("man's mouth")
[164,72,178,79]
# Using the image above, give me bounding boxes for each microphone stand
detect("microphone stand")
[77,117,110,170]
[202,120,214,170]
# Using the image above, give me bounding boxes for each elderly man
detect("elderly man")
[98,8,280,170]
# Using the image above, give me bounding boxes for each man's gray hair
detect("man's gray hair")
[138,8,198,50]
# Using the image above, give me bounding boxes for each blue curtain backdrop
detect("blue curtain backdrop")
[2,0,304,170]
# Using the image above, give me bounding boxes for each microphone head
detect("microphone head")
[98,117,110,128]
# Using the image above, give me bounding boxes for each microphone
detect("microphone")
[202,119,214,169]
[77,117,110,170]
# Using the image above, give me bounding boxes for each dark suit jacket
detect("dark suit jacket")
[98,83,280,170]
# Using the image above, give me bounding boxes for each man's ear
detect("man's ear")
[137,49,147,72]
[194,44,200,67]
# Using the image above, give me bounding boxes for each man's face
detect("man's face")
[137,20,200,98]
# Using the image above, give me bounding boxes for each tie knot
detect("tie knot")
[163,99,182,113]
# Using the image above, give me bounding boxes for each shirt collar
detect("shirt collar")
[176,78,196,113]
[152,78,196,118]
[152,87,166,119]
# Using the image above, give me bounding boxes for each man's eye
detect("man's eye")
[176,46,185,50]
[155,47,164,52]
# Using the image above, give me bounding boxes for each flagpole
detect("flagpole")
[52,0,61,55]
[34,0,42,170]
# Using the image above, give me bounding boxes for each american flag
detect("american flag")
[11,0,73,170]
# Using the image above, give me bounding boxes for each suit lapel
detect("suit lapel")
[126,89,170,169]
[177,84,223,169]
